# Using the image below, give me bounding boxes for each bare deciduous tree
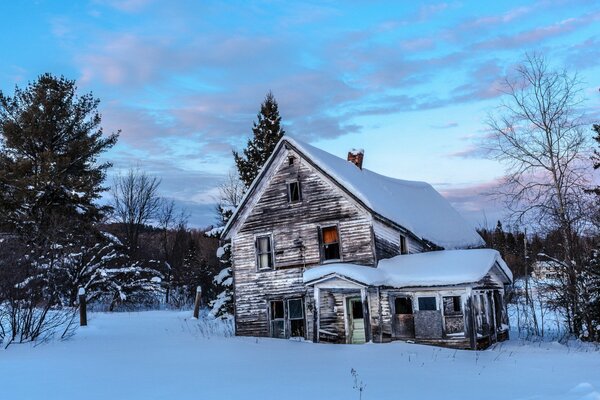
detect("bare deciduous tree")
[111,168,162,256]
[487,53,592,335]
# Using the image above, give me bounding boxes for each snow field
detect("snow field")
[1,310,599,400]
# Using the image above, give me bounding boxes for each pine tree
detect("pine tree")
[233,91,285,188]
[0,74,118,243]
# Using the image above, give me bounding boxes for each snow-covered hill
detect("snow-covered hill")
[1,311,599,400]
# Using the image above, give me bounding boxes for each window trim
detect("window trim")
[287,180,302,203]
[318,224,342,263]
[255,233,274,270]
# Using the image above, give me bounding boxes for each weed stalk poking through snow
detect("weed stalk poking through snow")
[350,368,366,400]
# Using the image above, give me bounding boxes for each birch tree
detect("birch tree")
[487,53,591,336]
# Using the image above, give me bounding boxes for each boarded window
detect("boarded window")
[270,300,285,338]
[288,181,301,202]
[256,235,273,269]
[418,297,437,311]
[400,235,408,255]
[320,226,340,261]
[394,297,413,314]
[288,298,305,337]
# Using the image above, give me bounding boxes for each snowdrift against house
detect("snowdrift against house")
[303,249,512,287]
[284,136,484,249]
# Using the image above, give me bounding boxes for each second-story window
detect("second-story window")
[400,235,408,255]
[256,235,273,270]
[319,225,340,261]
[288,181,301,202]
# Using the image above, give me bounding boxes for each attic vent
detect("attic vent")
[347,149,364,169]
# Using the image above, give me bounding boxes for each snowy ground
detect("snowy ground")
[1,311,599,400]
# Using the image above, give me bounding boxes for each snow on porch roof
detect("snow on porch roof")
[303,249,513,288]
[285,136,484,249]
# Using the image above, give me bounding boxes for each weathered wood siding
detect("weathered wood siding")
[232,148,376,337]
[373,220,425,261]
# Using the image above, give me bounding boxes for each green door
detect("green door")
[348,298,366,344]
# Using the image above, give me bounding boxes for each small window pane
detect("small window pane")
[394,297,413,314]
[443,296,462,314]
[271,320,285,338]
[288,182,301,202]
[271,300,284,319]
[418,297,437,311]
[288,299,303,319]
[320,226,341,261]
[322,226,339,244]
[258,237,270,252]
[290,319,305,337]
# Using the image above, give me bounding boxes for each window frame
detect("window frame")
[255,234,274,270]
[287,180,302,203]
[268,297,306,339]
[318,224,342,262]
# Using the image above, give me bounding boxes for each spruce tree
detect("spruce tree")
[0,74,118,243]
[233,91,285,188]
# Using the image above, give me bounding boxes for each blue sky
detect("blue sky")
[1,0,599,228]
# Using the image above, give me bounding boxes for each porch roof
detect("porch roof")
[303,249,512,288]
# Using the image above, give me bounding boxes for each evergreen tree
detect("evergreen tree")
[233,91,285,188]
[0,73,118,243]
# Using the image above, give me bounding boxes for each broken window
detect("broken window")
[394,297,413,314]
[319,225,340,261]
[288,298,305,337]
[400,235,408,255]
[288,181,301,202]
[443,296,462,315]
[418,297,437,311]
[288,156,295,166]
[256,235,273,270]
[269,298,305,339]
[270,300,285,338]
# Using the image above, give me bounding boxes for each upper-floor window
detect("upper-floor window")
[288,181,301,202]
[256,235,273,270]
[319,225,340,261]
[400,235,408,255]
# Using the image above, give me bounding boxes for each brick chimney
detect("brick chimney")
[347,148,364,170]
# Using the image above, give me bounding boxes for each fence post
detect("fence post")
[193,286,202,319]
[78,287,87,327]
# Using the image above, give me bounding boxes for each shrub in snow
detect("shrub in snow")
[210,244,233,318]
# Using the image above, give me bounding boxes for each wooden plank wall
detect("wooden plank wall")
[372,220,425,262]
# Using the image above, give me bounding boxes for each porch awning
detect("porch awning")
[303,249,512,288]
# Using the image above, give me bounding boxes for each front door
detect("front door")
[347,297,366,344]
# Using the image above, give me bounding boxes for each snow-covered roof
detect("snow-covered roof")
[303,249,512,287]
[283,137,484,249]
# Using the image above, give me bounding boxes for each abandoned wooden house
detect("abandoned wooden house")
[221,136,513,349]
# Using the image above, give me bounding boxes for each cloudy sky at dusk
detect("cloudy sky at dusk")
[1,0,599,228]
